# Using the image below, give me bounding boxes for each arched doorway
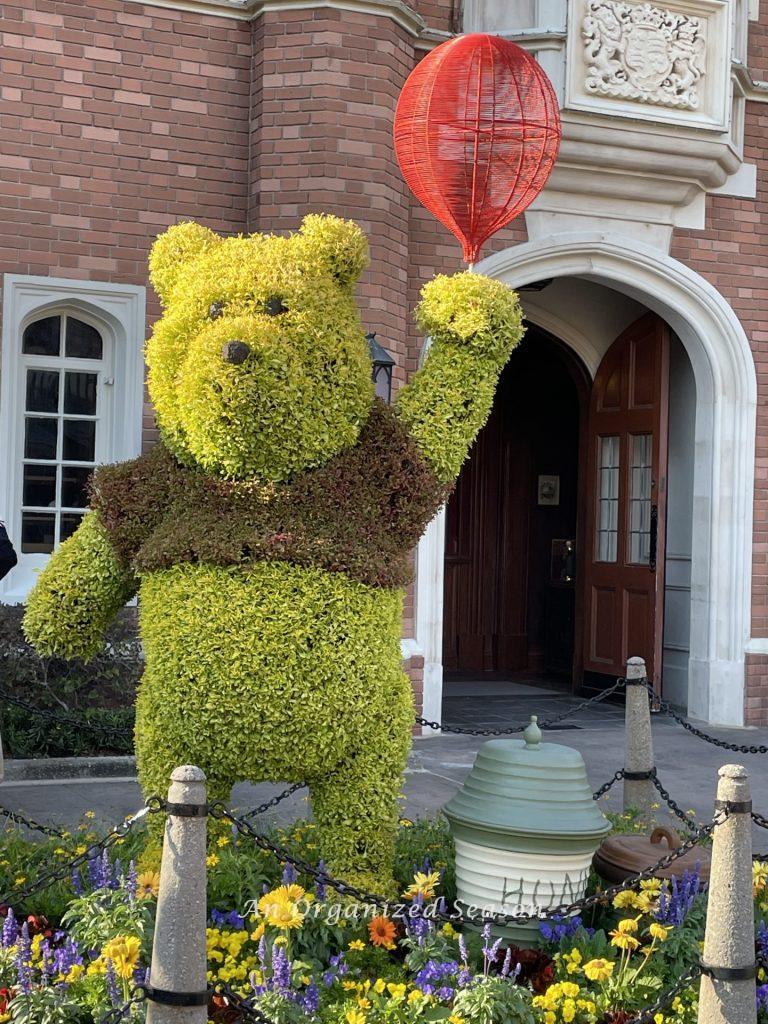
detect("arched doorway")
[443,326,588,685]
[414,234,756,727]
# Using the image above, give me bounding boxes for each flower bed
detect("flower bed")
[0,813,767,1023]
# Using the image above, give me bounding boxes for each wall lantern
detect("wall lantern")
[367,332,395,404]
[444,717,611,941]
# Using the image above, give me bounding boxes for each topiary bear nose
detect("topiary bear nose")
[221,340,251,365]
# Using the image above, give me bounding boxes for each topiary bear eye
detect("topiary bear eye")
[209,300,225,320]
[264,296,288,316]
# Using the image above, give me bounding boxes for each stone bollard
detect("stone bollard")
[623,656,655,823]
[146,766,208,1024]
[697,764,756,1024]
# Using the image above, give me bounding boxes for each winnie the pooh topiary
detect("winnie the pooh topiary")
[23,214,525,890]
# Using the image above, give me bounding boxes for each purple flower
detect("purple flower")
[125,861,138,902]
[300,981,319,1012]
[539,915,586,944]
[53,938,83,982]
[271,944,292,995]
[758,983,768,1014]
[105,959,121,1006]
[211,908,245,929]
[282,862,298,885]
[414,959,459,995]
[655,866,702,926]
[501,947,513,978]
[2,909,18,948]
[14,923,33,996]
[458,932,469,965]
[757,921,768,963]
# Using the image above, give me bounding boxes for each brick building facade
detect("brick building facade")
[1,0,767,727]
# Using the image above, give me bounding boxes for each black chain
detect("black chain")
[0,688,133,742]
[419,677,627,736]
[625,962,702,1024]
[592,769,625,800]
[98,989,146,1023]
[214,983,279,1023]
[0,804,150,907]
[638,679,768,754]
[241,782,308,823]
[204,800,722,928]
[649,772,700,831]
[0,803,66,839]
[753,810,768,830]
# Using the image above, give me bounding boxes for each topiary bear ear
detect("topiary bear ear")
[298,214,369,288]
[149,221,221,306]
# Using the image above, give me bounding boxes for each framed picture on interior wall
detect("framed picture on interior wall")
[538,475,560,506]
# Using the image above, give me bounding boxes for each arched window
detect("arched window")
[19,313,111,554]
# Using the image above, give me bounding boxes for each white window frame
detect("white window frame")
[0,275,145,603]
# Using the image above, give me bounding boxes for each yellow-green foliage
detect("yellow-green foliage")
[146,214,374,480]
[135,561,413,884]
[396,271,525,482]
[23,514,136,660]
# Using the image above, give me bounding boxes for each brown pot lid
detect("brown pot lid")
[595,826,711,881]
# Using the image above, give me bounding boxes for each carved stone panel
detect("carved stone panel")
[566,0,731,131]
[583,2,705,109]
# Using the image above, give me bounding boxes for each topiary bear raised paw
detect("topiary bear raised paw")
[23,214,525,891]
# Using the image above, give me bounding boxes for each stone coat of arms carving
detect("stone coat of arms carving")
[583,1,706,109]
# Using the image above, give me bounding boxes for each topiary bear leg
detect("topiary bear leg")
[309,671,414,896]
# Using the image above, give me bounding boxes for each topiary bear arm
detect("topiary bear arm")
[395,271,526,484]
[23,513,137,661]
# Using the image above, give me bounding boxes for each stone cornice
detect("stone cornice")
[732,59,768,103]
[129,0,427,35]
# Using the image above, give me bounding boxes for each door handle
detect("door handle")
[649,504,658,572]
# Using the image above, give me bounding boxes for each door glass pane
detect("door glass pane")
[22,316,60,356]
[63,372,97,415]
[24,418,58,460]
[62,419,96,462]
[629,433,652,565]
[61,466,91,508]
[60,513,84,542]
[21,513,55,554]
[23,464,57,508]
[66,318,103,360]
[596,435,619,563]
[26,369,59,413]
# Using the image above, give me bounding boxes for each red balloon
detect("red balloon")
[394,33,561,264]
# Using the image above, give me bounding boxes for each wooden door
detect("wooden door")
[582,313,670,691]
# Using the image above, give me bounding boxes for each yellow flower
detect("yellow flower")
[640,878,662,894]
[584,958,614,982]
[251,922,265,941]
[348,940,366,951]
[206,854,219,868]
[345,1012,366,1024]
[408,989,425,1004]
[373,978,386,994]
[441,922,458,938]
[85,810,96,819]
[649,922,669,941]
[616,918,639,933]
[403,870,440,902]
[613,890,641,910]
[357,997,371,1009]
[101,935,142,980]
[399,818,414,827]
[387,982,406,1000]
[65,964,85,983]
[75,845,87,856]
[137,871,161,898]
[14,877,26,887]
[217,836,230,848]
[562,948,582,974]
[610,931,640,952]
[448,1016,465,1024]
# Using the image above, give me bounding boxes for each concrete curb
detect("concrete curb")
[3,756,137,782]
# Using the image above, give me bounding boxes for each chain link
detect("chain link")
[0,804,150,907]
[0,687,133,743]
[203,799,723,928]
[214,983,279,1023]
[418,677,627,736]
[649,772,700,831]
[753,810,768,830]
[624,962,703,1024]
[638,678,768,754]
[0,803,66,839]
[592,769,625,801]
[241,781,308,823]
[98,988,146,1023]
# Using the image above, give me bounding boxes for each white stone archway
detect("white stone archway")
[414,233,757,728]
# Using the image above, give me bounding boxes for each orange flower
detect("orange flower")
[368,915,397,950]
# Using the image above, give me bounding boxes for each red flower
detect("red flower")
[0,987,12,1012]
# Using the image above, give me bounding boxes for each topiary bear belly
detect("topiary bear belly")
[134,560,408,781]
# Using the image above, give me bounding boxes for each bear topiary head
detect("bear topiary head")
[146,214,374,481]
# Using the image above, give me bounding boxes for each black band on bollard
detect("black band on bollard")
[164,802,208,818]
[624,677,649,686]
[700,959,757,981]
[623,769,656,780]
[714,799,752,814]
[144,985,210,1007]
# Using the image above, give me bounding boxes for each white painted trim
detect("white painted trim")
[415,234,756,728]
[745,638,768,655]
[126,0,426,34]
[0,275,145,603]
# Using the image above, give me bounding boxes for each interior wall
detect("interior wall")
[662,335,696,706]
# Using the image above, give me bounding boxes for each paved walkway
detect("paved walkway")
[2,684,768,852]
